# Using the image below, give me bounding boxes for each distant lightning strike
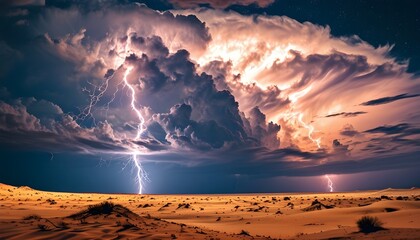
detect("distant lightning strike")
[325,175,334,192]
[286,87,334,192]
[204,41,337,193]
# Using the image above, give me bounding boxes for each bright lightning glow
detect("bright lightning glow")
[78,30,149,194]
[196,38,297,87]
[132,154,143,194]
[298,113,321,149]
[122,65,146,194]
[77,70,117,123]
[325,175,334,192]
[196,36,325,152]
[122,66,145,139]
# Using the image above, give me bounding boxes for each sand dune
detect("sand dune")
[0,183,419,239]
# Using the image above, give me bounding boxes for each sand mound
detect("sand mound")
[17,186,34,191]
[1,200,259,239]
[68,201,140,220]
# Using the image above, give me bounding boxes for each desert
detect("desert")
[1,183,419,239]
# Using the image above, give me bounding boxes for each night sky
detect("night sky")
[0,0,419,194]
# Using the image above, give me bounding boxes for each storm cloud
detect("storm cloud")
[168,0,274,9]
[360,93,420,106]
[0,0,419,184]
[324,111,367,118]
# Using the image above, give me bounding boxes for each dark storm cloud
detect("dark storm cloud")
[331,139,349,156]
[360,93,420,106]
[366,123,412,135]
[339,124,359,137]
[168,0,274,9]
[246,107,281,149]
[356,123,420,155]
[160,146,419,178]
[151,103,240,150]
[0,2,211,107]
[0,21,280,157]
[257,147,326,161]
[201,60,290,117]
[1,0,45,7]
[324,111,367,118]
[0,100,43,131]
[0,99,133,153]
[122,37,281,150]
[364,123,420,136]
[284,151,420,176]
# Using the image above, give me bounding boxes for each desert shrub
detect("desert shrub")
[46,199,57,205]
[177,203,191,209]
[87,201,115,215]
[356,216,384,233]
[384,207,398,212]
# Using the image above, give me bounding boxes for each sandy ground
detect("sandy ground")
[0,183,419,239]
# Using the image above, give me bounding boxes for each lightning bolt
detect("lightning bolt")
[77,70,117,123]
[76,30,149,194]
[297,113,321,149]
[122,65,146,194]
[274,86,322,150]
[325,175,334,192]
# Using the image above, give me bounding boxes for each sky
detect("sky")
[0,0,419,194]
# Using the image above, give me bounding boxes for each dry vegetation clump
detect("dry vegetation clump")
[356,216,384,233]
[177,203,191,209]
[380,195,391,200]
[46,199,57,205]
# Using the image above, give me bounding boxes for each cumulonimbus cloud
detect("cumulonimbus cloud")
[0,2,419,177]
